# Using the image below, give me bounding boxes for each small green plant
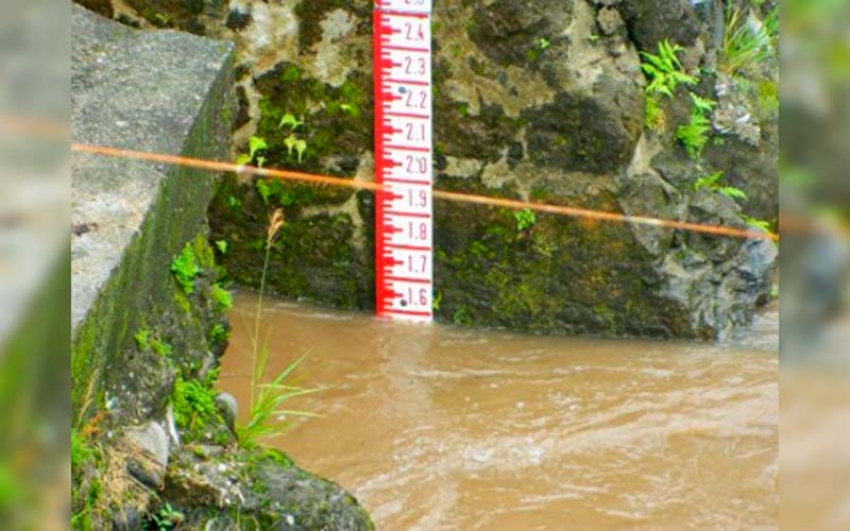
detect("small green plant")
[743,216,772,232]
[256,179,275,205]
[211,283,233,312]
[718,186,748,202]
[171,243,201,295]
[135,328,172,356]
[432,291,442,312]
[694,170,724,192]
[236,135,268,167]
[210,322,229,343]
[152,12,172,26]
[689,92,716,115]
[214,240,228,255]
[339,102,359,116]
[238,209,320,447]
[721,3,778,77]
[226,195,241,210]
[640,40,698,130]
[283,134,307,163]
[694,170,748,202]
[526,36,551,61]
[280,65,302,82]
[757,79,779,117]
[256,178,299,206]
[275,112,308,163]
[644,96,665,130]
[134,328,151,351]
[278,113,304,131]
[150,338,173,357]
[677,108,712,159]
[676,93,716,159]
[149,502,184,530]
[514,208,537,232]
[452,306,472,325]
[172,373,220,434]
[640,40,698,97]
[71,428,96,472]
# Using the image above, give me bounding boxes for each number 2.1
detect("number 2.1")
[404,122,426,141]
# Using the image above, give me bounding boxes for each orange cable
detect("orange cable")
[70,142,779,242]
[0,115,70,138]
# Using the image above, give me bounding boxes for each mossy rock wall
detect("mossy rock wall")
[71,3,236,426]
[71,7,374,529]
[111,0,778,339]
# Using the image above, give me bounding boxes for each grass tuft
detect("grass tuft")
[236,208,321,447]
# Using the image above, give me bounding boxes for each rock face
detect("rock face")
[166,448,373,530]
[94,0,778,340]
[72,0,235,434]
[70,5,373,530]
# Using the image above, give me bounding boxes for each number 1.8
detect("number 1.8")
[408,221,428,240]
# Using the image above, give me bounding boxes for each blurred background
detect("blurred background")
[781,0,850,529]
[0,0,848,528]
[0,0,70,529]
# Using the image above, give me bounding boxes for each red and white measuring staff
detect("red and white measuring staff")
[374,0,434,322]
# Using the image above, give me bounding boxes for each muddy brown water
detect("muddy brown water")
[219,291,778,530]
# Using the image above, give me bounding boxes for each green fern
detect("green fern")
[743,216,772,232]
[694,170,724,192]
[640,40,698,130]
[676,109,712,159]
[690,92,716,114]
[640,40,698,97]
[693,170,748,203]
[718,186,748,202]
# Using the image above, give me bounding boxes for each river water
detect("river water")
[219,291,778,530]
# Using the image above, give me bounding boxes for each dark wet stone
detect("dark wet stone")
[226,9,252,32]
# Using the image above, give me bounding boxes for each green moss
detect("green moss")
[210,173,372,310]
[432,179,689,336]
[171,242,201,295]
[71,427,105,531]
[757,79,779,119]
[252,65,372,182]
[71,316,105,425]
[134,328,151,350]
[173,291,192,315]
[171,373,224,441]
[125,0,206,31]
[211,283,233,312]
[210,322,229,344]
[71,429,97,473]
[280,65,302,82]
[260,448,294,468]
[151,337,173,357]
